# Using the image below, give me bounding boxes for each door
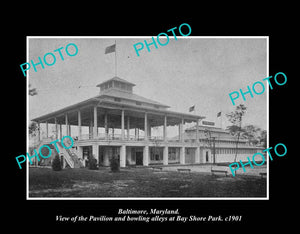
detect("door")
[206,151,209,163]
[136,151,143,165]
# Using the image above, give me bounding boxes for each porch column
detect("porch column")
[180,147,185,164]
[195,147,200,164]
[103,148,110,166]
[120,145,126,167]
[179,118,184,142]
[127,147,132,165]
[144,112,148,140]
[127,116,130,140]
[163,115,167,141]
[196,119,199,143]
[78,110,82,140]
[163,146,168,165]
[147,120,151,139]
[104,113,108,140]
[121,109,125,140]
[93,106,98,138]
[65,113,69,136]
[134,128,138,140]
[59,124,62,139]
[37,122,41,141]
[77,146,83,159]
[54,117,58,139]
[45,121,48,138]
[69,124,71,137]
[143,145,149,166]
[92,144,99,162]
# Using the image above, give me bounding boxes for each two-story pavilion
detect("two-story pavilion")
[31,77,205,168]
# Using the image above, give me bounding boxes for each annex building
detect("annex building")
[182,125,264,164]
[31,77,263,168]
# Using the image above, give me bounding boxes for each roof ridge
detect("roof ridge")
[100,88,170,108]
[96,76,136,87]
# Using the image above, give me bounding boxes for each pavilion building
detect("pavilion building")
[31,77,206,168]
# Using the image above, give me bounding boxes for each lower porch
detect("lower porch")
[74,144,209,168]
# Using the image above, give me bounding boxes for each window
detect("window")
[154,105,160,109]
[168,148,177,161]
[114,98,121,102]
[136,101,142,106]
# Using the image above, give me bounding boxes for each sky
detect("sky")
[28,36,267,133]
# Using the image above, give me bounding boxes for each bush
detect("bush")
[110,155,119,172]
[52,155,62,171]
[88,156,98,170]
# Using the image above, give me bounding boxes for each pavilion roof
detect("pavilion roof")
[31,89,205,124]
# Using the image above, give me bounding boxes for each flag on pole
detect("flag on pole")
[105,41,117,76]
[217,111,222,117]
[189,105,195,112]
[105,44,116,54]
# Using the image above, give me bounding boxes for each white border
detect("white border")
[26,36,269,200]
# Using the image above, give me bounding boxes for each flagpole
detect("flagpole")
[220,110,223,129]
[115,40,117,76]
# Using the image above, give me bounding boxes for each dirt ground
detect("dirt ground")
[28,165,267,198]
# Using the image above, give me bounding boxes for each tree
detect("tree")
[88,155,98,170]
[110,155,120,172]
[29,121,39,137]
[242,125,261,146]
[29,84,38,96]
[226,104,247,163]
[259,130,267,148]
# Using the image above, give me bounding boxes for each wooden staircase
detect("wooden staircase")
[56,142,83,168]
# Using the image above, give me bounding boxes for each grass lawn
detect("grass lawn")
[29,167,266,198]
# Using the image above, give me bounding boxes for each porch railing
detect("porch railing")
[77,133,188,143]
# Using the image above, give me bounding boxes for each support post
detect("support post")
[195,147,200,164]
[144,112,148,140]
[127,116,130,140]
[143,145,149,166]
[45,121,48,138]
[163,146,168,165]
[181,118,184,142]
[78,110,82,140]
[120,145,126,167]
[196,119,199,143]
[103,148,110,166]
[59,124,62,139]
[163,115,167,142]
[121,109,125,140]
[54,117,58,139]
[180,147,185,164]
[92,144,99,163]
[65,113,69,136]
[104,113,108,140]
[93,106,98,139]
[37,122,41,141]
